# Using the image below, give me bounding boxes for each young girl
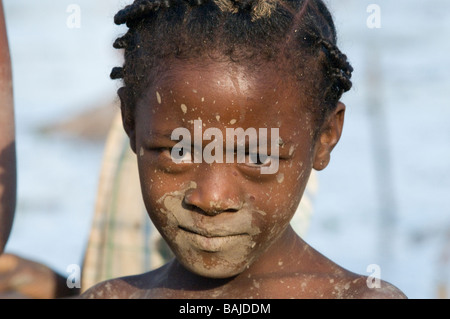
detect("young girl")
[82,0,406,299]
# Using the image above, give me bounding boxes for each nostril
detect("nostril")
[181,200,196,211]
[223,208,239,213]
[182,198,241,216]
[182,185,243,215]
[182,201,208,215]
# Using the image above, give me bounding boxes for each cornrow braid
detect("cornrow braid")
[279,0,352,103]
[110,0,354,129]
[110,66,124,80]
[318,37,353,101]
[113,32,133,49]
[215,0,278,21]
[114,0,172,26]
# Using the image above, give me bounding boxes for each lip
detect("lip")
[178,226,249,252]
[179,225,247,238]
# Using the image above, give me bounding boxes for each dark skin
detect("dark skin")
[0,0,16,256]
[82,59,406,299]
[0,3,78,298]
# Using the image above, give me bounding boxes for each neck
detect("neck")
[238,225,307,278]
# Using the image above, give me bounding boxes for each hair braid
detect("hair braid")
[110,0,354,128]
[113,32,133,50]
[317,38,353,99]
[110,66,124,80]
[186,0,210,6]
[214,0,277,20]
[114,0,171,26]
[279,0,353,106]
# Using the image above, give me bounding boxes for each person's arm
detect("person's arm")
[0,253,79,299]
[0,0,16,254]
[0,4,78,299]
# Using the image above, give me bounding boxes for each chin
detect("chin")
[183,262,247,279]
[175,250,251,279]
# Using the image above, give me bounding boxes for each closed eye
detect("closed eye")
[244,153,272,168]
[168,147,192,164]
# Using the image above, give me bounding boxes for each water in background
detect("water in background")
[3,0,450,299]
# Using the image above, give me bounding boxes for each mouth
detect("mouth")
[178,226,250,252]
[178,225,247,238]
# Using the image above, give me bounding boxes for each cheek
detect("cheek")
[137,157,182,227]
[252,161,308,212]
[247,160,310,242]
[245,186,299,243]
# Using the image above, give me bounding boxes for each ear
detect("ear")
[313,102,345,171]
[118,87,137,154]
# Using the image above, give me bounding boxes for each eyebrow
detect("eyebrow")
[147,130,176,139]
[141,130,179,146]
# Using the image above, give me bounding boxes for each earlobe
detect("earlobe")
[121,110,137,154]
[313,102,346,171]
[125,123,137,154]
[118,87,137,154]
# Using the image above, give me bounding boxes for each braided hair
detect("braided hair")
[111,0,353,132]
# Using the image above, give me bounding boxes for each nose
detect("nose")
[184,163,244,216]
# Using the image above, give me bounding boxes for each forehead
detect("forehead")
[136,59,314,135]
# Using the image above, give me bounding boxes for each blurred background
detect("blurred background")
[2,0,449,299]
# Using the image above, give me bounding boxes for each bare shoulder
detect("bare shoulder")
[293,243,407,299]
[355,277,407,299]
[333,272,407,299]
[80,264,170,299]
[79,277,141,299]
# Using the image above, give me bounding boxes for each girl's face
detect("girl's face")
[130,60,339,279]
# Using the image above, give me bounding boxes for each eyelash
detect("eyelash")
[151,147,272,168]
[242,153,272,168]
